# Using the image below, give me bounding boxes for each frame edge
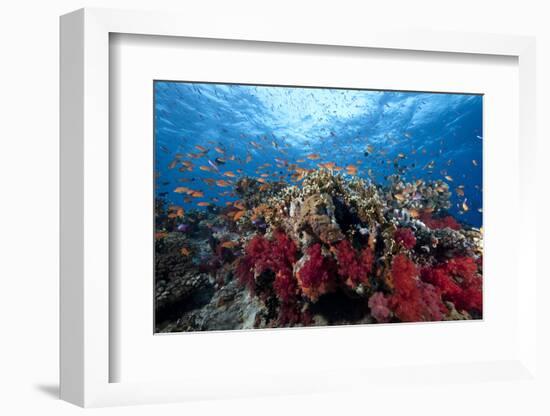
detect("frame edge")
[59,8,85,407]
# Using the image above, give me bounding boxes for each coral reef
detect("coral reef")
[155,169,483,331]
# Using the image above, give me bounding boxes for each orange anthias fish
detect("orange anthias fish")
[223,171,237,178]
[220,241,239,249]
[167,205,185,218]
[346,164,358,175]
[195,145,208,152]
[307,153,320,160]
[233,201,246,210]
[197,202,211,207]
[191,191,204,198]
[216,180,231,187]
[200,165,214,172]
[173,186,190,194]
[214,146,225,154]
[318,162,336,170]
[232,210,246,221]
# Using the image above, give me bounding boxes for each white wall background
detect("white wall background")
[0,0,547,415]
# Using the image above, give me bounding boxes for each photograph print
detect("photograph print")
[154,81,483,333]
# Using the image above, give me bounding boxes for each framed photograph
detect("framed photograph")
[60,8,538,408]
[153,80,483,333]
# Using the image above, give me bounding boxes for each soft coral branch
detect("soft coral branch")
[334,239,374,289]
[421,256,482,314]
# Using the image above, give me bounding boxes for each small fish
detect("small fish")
[195,145,208,152]
[215,157,226,165]
[216,180,231,187]
[223,171,237,178]
[220,241,239,249]
[214,146,225,154]
[318,162,336,170]
[197,202,211,207]
[202,178,215,185]
[200,165,214,172]
[234,201,246,210]
[180,247,191,256]
[174,186,190,194]
[472,160,478,166]
[257,178,267,184]
[208,159,220,172]
[168,159,179,169]
[296,159,305,163]
[462,199,469,211]
[444,175,453,182]
[167,205,185,218]
[191,191,204,198]
[250,141,262,149]
[233,210,246,221]
[307,153,320,160]
[393,193,406,202]
[346,164,358,175]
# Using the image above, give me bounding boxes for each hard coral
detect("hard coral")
[296,193,344,244]
[334,239,373,289]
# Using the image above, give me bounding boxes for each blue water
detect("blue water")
[155,81,482,228]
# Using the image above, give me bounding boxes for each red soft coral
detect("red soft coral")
[368,292,392,323]
[236,231,299,302]
[394,227,417,250]
[389,254,447,322]
[296,244,337,301]
[420,212,461,230]
[334,239,373,289]
[420,256,482,314]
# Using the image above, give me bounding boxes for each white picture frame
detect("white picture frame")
[60,7,538,408]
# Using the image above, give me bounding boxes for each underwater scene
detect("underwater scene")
[154,81,483,332]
